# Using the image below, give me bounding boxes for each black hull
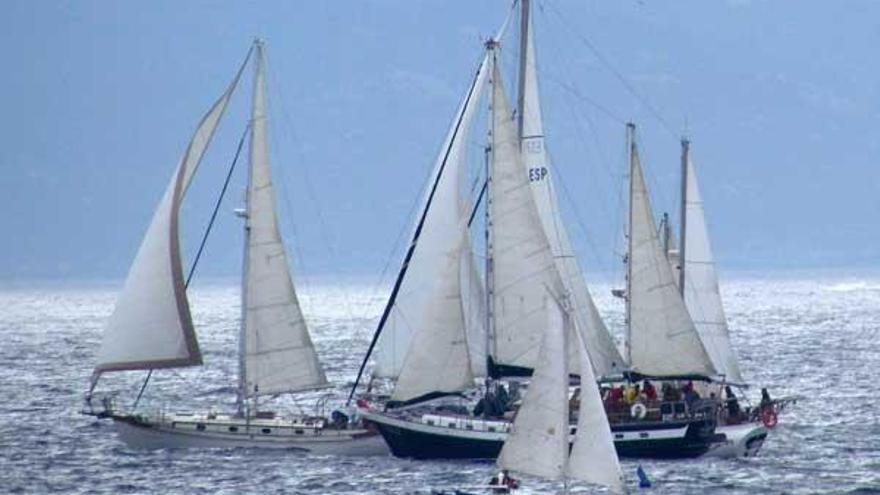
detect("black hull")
[369,415,714,460]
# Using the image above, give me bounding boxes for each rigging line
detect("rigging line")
[467,180,488,227]
[132,122,252,411]
[346,52,489,406]
[538,0,678,139]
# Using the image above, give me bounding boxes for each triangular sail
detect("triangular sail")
[93,54,247,377]
[628,141,716,377]
[489,58,567,372]
[518,12,626,376]
[242,42,328,397]
[497,295,568,480]
[377,52,491,402]
[681,157,743,383]
[568,321,625,492]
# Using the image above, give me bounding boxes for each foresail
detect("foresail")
[497,294,568,480]
[518,14,626,376]
[489,59,566,373]
[243,42,328,397]
[568,319,625,493]
[682,158,743,383]
[94,54,247,376]
[628,145,716,377]
[382,52,490,402]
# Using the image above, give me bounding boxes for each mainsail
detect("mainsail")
[241,42,328,397]
[680,156,743,383]
[517,8,626,377]
[373,51,491,402]
[93,53,248,377]
[488,56,567,373]
[627,133,716,377]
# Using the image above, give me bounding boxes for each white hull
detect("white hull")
[111,414,389,456]
[704,422,768,458]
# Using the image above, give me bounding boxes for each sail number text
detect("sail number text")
[529,167,548,182]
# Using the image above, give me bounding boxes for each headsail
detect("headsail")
[93,51,248,377]
[680,156,743,383]
[375,51,491,402]
[497,294,568,480]
[488,56,567,373]
[627,134,716,377]
[241,42,328,397]
[517,8,626,376]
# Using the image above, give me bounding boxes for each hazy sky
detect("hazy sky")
[1,1,878,285]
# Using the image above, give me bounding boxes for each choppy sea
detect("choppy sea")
[2,271,879,494]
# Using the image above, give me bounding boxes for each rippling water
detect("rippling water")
[2,272,879,494]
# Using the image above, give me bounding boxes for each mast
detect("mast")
[516,0,530,139]
[678,137,690,296]
[485,42,498,371]
[625,122,635,365]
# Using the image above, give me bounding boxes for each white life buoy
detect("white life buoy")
[631,402,647,420]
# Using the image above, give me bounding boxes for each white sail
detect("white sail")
[381,53,491,401]
[628,143,716,377]
[568,322,625,492]
[242,42,328,397]
[489,59,566,372]
[682,157,743,383]
[519,13,626,376]
[497,295,568,480]
[461,234,488,378]
[94,58,246,376]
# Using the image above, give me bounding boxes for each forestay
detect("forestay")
[681,157,743,383]
[93,54,248,377]
[242,42,328,397]
[518,13,626,376]
[489,58,567,372]
[628,142,716,377]
[380,52,491,402]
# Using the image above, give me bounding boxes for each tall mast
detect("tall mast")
[678,137,690,296]
[236,39,265,415]
[486,42,498,373]
[625,122,636,365]
[516,0,530,139]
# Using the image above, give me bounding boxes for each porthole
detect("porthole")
[261,428,271,434]
[295,429,304,435]
[228,426,238,433]
[196,423,206,431]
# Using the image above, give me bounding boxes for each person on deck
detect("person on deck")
[642,380,657,402]
[683,381,700,407]
[725,385,743,421]
[624,384,641,404]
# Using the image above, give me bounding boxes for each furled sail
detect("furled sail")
[489,58,567,372]
[681,157,743,383]
[377,52,490,402]
[497,295,568,480]
[628,140,716,377]
[242,42,328,397]
[93,53,247,377]
[518,12,626,376]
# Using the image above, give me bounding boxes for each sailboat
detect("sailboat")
[354,0,718,460]
[82,40,386,455]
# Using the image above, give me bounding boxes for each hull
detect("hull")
[362,409,715,460]
[705,422,768,459]
[111,413,388,456]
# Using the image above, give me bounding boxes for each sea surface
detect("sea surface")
[2,271,879,494]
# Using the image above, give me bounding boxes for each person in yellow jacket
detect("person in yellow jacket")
[624,383,641,404]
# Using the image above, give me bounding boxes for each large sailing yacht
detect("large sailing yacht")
[83,40,385,455]
[354,1,718,460]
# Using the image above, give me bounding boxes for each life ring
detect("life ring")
[761,407,778,428]
[630,402,647,420]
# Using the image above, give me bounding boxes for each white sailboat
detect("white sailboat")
[83,40,385,455]
[497,294,625,494]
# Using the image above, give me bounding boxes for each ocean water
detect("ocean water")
[1,272,879,494]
